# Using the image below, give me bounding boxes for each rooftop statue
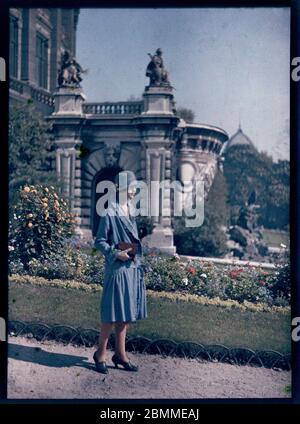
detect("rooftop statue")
[58,50,87,88]
[146,48,171,87]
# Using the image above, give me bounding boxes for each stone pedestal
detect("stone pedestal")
[134,84,179,255]
[142,226,176,254]
[142,85,175,115]
[52,87,86,115]
[47,86,85,227]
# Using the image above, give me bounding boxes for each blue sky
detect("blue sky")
[77,7,290,161]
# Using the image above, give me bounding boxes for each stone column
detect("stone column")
[21,8,36,83]
[55,144,77,210]
[46,86,86,236]
[134,85,179,254]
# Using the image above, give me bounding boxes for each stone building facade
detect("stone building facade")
[9,8,79,115]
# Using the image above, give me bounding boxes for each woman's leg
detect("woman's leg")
[95,322,114,362]
[114,321,129,362]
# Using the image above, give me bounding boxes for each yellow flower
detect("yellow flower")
[28,222,33,228]
[23,187,30,193]
[44,187,49,193]
[42,203,48,208]
[27,213,33,219]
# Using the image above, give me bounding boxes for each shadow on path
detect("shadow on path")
[8,342,106,372]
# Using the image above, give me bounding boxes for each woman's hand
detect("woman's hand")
[116,247,132,262]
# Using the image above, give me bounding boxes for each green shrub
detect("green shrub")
[136,215,154,239]
[24,244,105,284]
[173,169,230,257]
[143,255,188,292]
[9,184,76,270]
[267,260,291,304]
[9,102,58,205]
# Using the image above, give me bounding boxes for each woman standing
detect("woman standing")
[93,170,147,374]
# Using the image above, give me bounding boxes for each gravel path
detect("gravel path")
[7,336,291,399]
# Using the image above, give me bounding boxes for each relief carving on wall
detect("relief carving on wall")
[104,144,121,168]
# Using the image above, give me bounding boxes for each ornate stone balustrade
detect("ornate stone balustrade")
[83,101,143,115]
[10,80,143,115]
[30,85,54,106]
[10,77,54,107]
[9,76,24,94]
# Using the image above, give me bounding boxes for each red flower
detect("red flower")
[187,266,197,275]
[229,268,244,278]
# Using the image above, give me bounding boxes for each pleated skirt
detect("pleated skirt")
[100,266,148,323]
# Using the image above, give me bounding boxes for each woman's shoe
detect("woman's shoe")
[111,353,139,372]
[93,351,108,374]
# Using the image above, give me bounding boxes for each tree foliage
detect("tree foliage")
[176,107,195,123]
[173,169,230,257]
[223,145,289,229]
[9,102,59,207]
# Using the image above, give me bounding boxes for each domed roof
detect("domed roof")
[223,126,256,153]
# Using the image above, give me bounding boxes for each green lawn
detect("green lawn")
[9,279,291,354]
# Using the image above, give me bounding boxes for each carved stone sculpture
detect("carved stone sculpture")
[58,50,86,88]
[145,48,170,87]
[227,189,269,260]
[104,145,120,168]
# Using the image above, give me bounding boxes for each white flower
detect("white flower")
[8,246,15,252]
[280,243,287,248]
[200,273,207,278]
[182,278,189,285]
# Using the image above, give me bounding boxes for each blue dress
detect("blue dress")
[94,200,148,323]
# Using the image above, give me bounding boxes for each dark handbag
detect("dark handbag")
[116,241,138,260]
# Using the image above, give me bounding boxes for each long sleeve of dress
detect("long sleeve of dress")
[94,214,120,265]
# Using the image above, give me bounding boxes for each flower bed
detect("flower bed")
[9,243,290,308]
[139,249,290,307]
